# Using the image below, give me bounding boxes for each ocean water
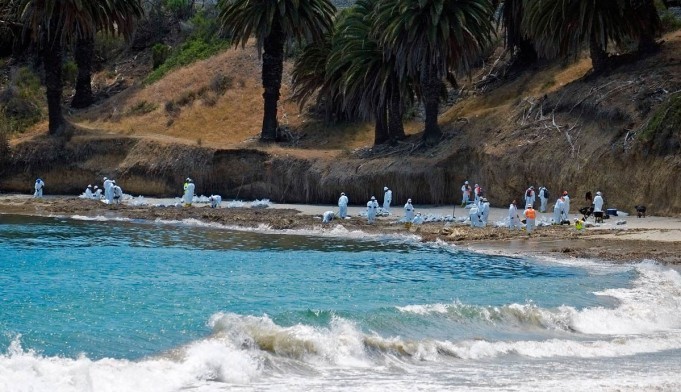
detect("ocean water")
[1,214,680,391]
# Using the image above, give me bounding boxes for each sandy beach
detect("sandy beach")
[1,194,680,264]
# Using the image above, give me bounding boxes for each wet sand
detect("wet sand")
[1,195,680,264]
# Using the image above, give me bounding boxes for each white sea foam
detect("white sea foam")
[399,263,681,338]
[68,215,134,223]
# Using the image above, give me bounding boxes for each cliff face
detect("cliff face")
[1,126,679,217]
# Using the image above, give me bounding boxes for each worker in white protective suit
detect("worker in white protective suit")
[562,191,571,222]
[479,198,490,225]
[112,182,123,204]
[338,192,349,218]
[524,186,535,209]
[404,198,415,222]
[508,200,521,230]
[538,186,549,213]
[593,191,605,223]
[367,196,379,223]
[209,195,222,208]
[553,197,565,224]
[461,181,471,206]
[183,178,195,206]
[103,177,114,204]
[34,178,44,197]
[93,186,102,199]
[469,204,483,227]
[383,186,392,213]
[84,185,94,198]
[322,210,335,223]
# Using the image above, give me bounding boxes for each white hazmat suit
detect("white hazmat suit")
[103,177,114,204]
[562,193,571,222]
[593,192,604,213]
[322,210,335,223]
[479,199,490,225]
[113,185,123,204]
[367,197,379,223]
[508,203,521,230]
[33,179,44,197]
[209,195,222,208]
[338,193,349,218]
[553,198,565,224]
[383,187,392,213]
[524,187,535,209]
[469,205,484,227]
[183,179,195,205]
[539,187,549,213]
[84,185,93,199]
[404,199,414,222]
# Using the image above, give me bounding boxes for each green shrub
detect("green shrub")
[145,38,228,85]
[187,10,222,41]
[0,67,43,134]
[62,60,78,86]
[660,9,681,32]
[0,129,10,164]
[152,43,170,70]
[639,93,681,154]
[164,0,193,20]
[95,32,125,64]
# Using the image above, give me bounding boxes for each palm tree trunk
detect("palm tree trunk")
[261,19,285,142]
[387,89,405,141]
[374,104,389,145]
[637,0,660,54]
[421,66,442,144]
[43,41,66,136]
[71,36,94,108]
[589,34,609,73]
[517,38,538,64]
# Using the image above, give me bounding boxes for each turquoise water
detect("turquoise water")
[1,214,681,391]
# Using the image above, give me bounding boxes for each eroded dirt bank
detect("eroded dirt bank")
[1,133,680,216]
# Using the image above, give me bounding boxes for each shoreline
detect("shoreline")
[1,195,680,264]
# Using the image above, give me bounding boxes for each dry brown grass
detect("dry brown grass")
[68,40,381,154]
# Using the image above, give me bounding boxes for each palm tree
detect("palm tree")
[71,0,143,109]
[523,0,648,73]
[634,0,661,54]
[218,0,336,142]
[327,0,411,145]
[291,30,348,123]
[497,0,537,64]
[374,0,495,144]
[20,0,143,135]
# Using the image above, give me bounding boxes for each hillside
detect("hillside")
[1,29,681,216]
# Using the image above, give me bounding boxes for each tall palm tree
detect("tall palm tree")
[374,0,495,144]
[497,0,537,64]
[20,0,143,135]
[523,0,648,73]
[327,0,411,145]
[634,0,661,54]
[219,0,336,142]
[72,0,143,109]
[291,30,349,123]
